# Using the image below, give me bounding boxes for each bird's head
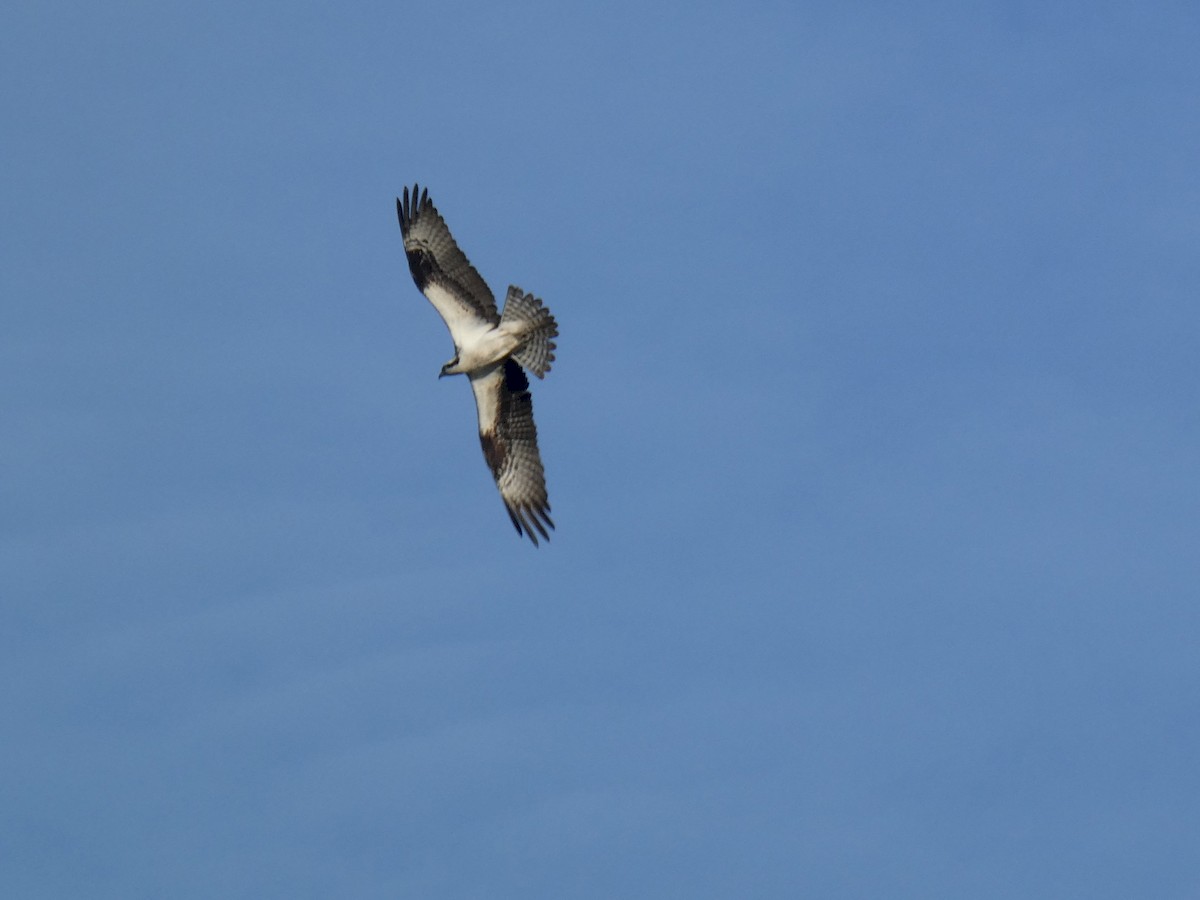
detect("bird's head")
[439,357,460,379]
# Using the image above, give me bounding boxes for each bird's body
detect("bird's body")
[442,322,519,376]
[396,184,558,545]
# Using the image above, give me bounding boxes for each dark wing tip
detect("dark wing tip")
[397,183,431,236]
[504,505,537,546]
[505,500,555,547]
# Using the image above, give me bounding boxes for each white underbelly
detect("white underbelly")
[457,324,519,371]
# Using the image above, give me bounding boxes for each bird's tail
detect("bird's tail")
[501,285,558,378]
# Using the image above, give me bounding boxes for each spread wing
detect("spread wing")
[397,184,499,339]
[469,359,554,546]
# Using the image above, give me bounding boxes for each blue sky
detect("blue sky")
[4,1,1199,896]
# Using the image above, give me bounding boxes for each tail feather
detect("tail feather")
[500,285,558,378]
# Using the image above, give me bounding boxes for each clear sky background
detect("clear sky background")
[4,1,1199,897]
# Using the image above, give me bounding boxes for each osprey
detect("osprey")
[396,184,558,546]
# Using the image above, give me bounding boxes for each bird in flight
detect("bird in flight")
[396,184,559,546]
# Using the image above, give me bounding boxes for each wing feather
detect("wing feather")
[469,360,554,546]
[397,185,499,339]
